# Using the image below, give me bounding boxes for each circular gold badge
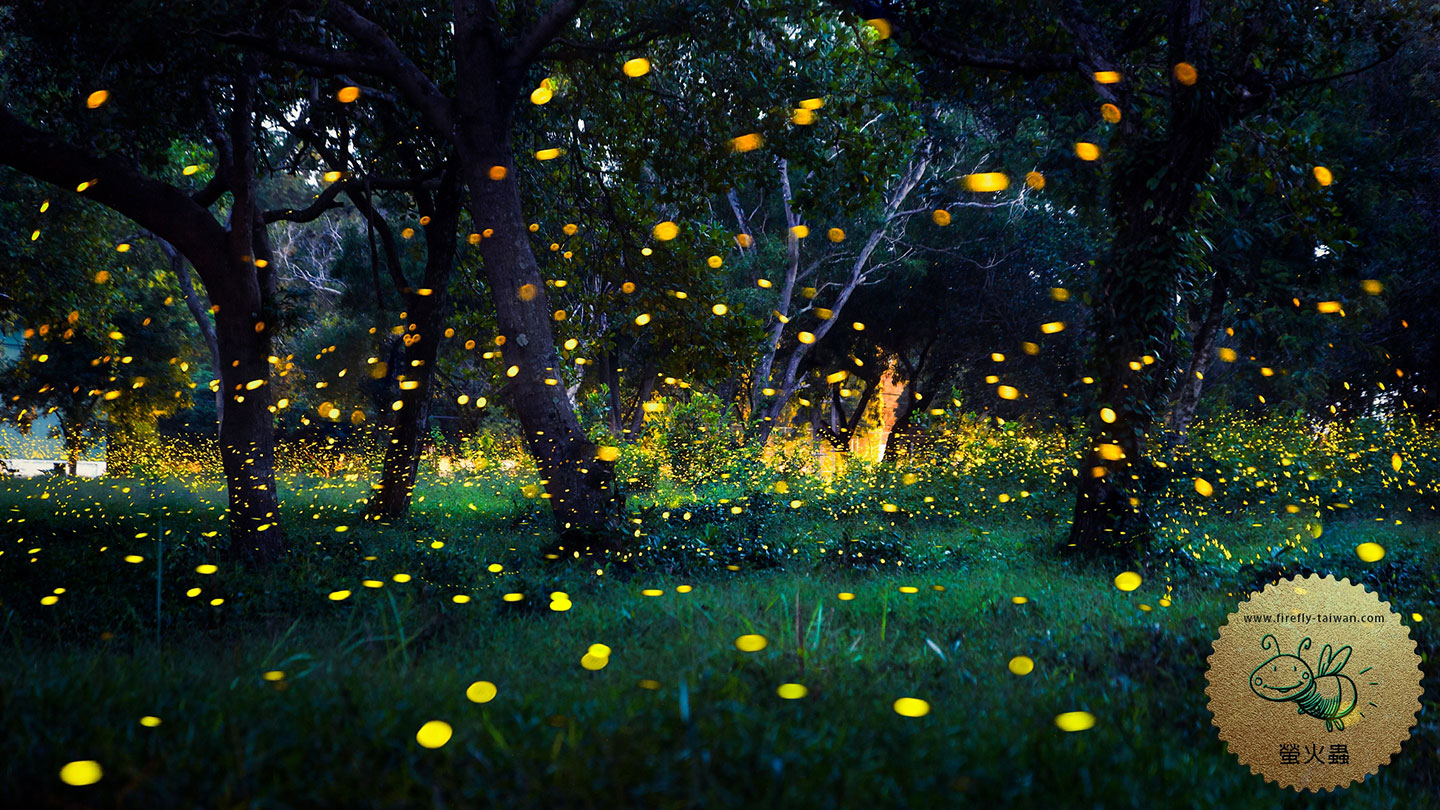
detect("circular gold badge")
[1206,574,1424,792]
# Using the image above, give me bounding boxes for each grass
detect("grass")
[1,472,1436,808]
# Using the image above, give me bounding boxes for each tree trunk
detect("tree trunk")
[63,424,81,476]
[368,173,461,519]
[1167,263,1230,442]
[601,351,623,436]
[1066,133,1227,554]
[213,299,283,563]
[214,73,284,565]
[452,125,618,541]
[626,356,659,440]
[1065,65,1233,554]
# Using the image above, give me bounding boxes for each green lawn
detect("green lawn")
[1,474,1435,808]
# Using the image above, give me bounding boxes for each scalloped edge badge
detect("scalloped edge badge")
[1206,574,1423,792]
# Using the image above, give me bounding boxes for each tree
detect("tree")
[0,1,369,563]
[849,0,1426,554]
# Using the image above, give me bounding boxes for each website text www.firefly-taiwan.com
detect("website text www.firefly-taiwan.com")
[1242,613,1387,625]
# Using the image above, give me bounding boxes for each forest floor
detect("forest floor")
[1,474,1436,808]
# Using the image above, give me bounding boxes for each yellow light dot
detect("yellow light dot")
[196,564,218,574]
[416,720,453,749]
[329,590,351,601]
[653,221,679,241]
[467,681,498,703]
[931,209,952,226]
[453,595,471,604]
[1096,443,1124,461]
[1075,142,1100,161]
[1100,103,1121,123]
[488,165,507,181]
[124,555,143,564]
[263,670,285,681]
[581,653,608,670]
[838,592,855,601]
[59,760,103,786]
[1356,542,1385,563]
[530,85,553,105]
[997,385,1019,400]
[1114,571,1142,592]
[777,683,808,699]
[1025,171,1046,190]
[712,303,728,316]
[1173,62,1198,85]
[865,18,892,39]
[1313,166,1334,186]
[1099,408,1116,423]
[1194,477,1214,497]
[1092,71,1121,84]
[797,331,815,344]
[735,634,768,652]
[623,57,651,77]
[140,716,161,727]
[1008,656,1035,676]
[962,172,1009,192]
[535,147,561,161]
[1055,711,1096,732]
[634,313,651,326]
[730,133,764,153]
[86,90,109,109]
[641,588,663,597]
[707,255,723,268]
[337,85,361,103]
[892,697,930,717]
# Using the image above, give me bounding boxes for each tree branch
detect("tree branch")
[507,0,591,72]
[0,106,229,280]
[318,1,456,136]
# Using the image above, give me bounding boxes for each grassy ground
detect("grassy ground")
[1,473,1436,808]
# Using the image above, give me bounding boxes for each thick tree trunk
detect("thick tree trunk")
[452,127,618,540]
[1066,75,1232,554]
[215,73,283,565]
[214,301,283,563]
[1066,161,1223,552]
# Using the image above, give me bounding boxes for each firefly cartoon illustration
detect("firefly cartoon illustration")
[1250,635,1359,732]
